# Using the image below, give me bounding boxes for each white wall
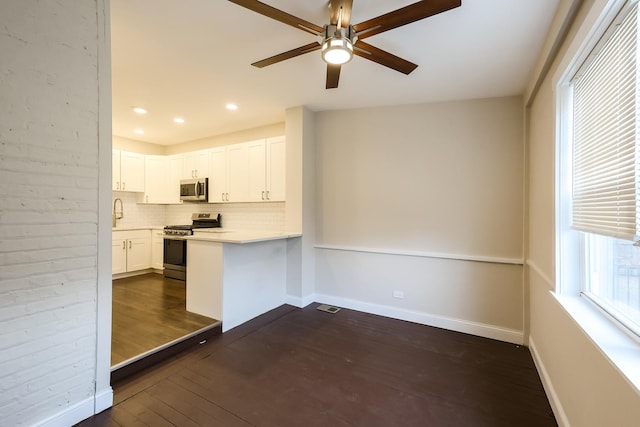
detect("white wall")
[284,107,316,305]
[0,1,110,425]
[526,0,640,425]
[313,97,525,343]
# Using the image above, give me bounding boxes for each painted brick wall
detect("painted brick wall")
[0,1,100,425]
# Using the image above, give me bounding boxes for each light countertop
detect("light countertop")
[112,226,165,232]
[187,229,301,244]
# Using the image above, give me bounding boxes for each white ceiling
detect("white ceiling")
[110,0,560,145]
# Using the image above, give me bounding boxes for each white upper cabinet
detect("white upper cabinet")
[206,138,286,203]
[112,150,121,191]
[112,137,284,203]
[113,150,145,192]
[266,136,286,201]
[246,137,286,202]
[226,143,250,202]
[182,150,210,179]
[208,142,252,203]
[208,147,228,203]
[138,155,171,204]
[167,155,183,203]
[247,140,267,202]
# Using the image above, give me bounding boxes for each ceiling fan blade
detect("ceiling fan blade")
[326,64,341,89]
[251,42,322,68]
[353,0,461,40]
[329,0,353,27]
[228,0,323,35]
[354,40,418,75]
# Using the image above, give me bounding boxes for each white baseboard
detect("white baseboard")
[33,388,113,427]
[285,293,317,308]
[529,337,569,427]
[33,396,95,427]
[313,294,524,345]
[94,387,114,414]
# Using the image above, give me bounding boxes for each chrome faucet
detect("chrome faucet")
[112,198,123,227]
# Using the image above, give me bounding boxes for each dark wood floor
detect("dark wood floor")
[86,304,556,427]
[112,273,218,366]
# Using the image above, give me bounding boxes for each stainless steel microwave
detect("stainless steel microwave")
[180,178,208,202]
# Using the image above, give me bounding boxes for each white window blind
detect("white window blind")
[572,3,639,241]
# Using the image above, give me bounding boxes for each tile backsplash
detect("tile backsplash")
[112,192,285,230]
[112,192,165,228]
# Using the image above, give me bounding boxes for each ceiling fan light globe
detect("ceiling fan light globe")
[322,37,353,65]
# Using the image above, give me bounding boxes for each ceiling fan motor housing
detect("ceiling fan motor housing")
[321,24,357,65]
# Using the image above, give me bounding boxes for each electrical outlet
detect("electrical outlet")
[393,290,404,299]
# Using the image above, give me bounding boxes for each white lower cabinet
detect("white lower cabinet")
[151,229,164,270]
[112,238,128,274]
[112,229,151,274]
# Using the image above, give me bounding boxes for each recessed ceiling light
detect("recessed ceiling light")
[173,117,185,124]
[132,107,147,114]
[134,129,144,135]
[226,103,238,111]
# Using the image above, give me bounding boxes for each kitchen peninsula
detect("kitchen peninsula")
[186,230,301,332]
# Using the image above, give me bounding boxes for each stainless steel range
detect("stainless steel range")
[163,213,221,280]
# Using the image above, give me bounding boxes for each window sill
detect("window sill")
[553,293,640,393]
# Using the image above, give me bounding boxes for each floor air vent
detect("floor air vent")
[316,304,341,314]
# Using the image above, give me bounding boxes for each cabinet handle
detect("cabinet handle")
[262,191,265,200]
[221,193,225,201]
[122,182,126,191]
[129,240,132,249]
[122,241,126,250]
[146,195,149,203]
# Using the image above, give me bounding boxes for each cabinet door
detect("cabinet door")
[183,150,210,179]
[126,236,151,271]
[208,147,228,202]
[247,140,267,202]
[266,136,286,201]
[141,155,169,203]
[226,143,249,202]
[112,238,127,274]
[168,155,183,203]
[151,230,164,270]
[120,151,145,192]
[112,150,121,191]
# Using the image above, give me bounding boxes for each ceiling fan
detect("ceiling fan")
[228,0,462,89]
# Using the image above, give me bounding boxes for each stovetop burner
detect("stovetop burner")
[165,224,193,230]
[164,213,221,236]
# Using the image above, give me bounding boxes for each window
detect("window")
[564,0,640,337]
